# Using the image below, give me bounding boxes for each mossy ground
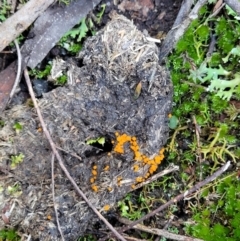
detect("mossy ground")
[108,3,240,241]
[81,0,240,230]
[1,1,240,241]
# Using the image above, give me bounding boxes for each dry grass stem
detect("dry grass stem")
[51,153,65,241]
[119,217,204,241]
[10,39,22,99]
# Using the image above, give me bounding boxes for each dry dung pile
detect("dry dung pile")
[0,12,173,240]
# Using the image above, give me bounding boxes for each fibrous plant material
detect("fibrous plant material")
[0,13,172,240]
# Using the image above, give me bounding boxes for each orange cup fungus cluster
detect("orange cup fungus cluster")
[90,165,99,192]
[90,132,165,193]
[113,132,165,185]
[90,163,112,192]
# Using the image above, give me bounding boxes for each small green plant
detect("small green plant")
[77,234,96,241]
[118,192,154,221]
[185,175,240,241]
[168,115,179,129]
[115,4,240,241]
[200,127,237,170]
[29,64,52,79]
[13,122,23,134]
[7,183,22,196]
[190,63,240,100]
[56,74,67,85]
[0,0,11,22]
[58,5,105,54]
[58,0,71,4]
[10,153,24,168]
[118,194,144,220]
[58,18,89,54]
[0,229,20,241]
[86,137,105,146]
[95,4,106,24]
[168,227,179,234]
[225,104,240,120]
[0,120,5,128]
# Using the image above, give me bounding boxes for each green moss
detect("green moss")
[186,176,240,241]
[29,64,52,79]
[0,0,11,22]
[166,5,240,240]
[0,229,20,241]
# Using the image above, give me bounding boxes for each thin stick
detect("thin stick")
[24,68,127,241]
[119,217,204,241]
[56,145,82,161]
[26,235,31,241]
[10,39,22,99]
[51,153,65,241]
[123,235,148,241]
[123,161,230,231]
[100,161,230,240]
[131,165,179,191]
[192,116,203,179]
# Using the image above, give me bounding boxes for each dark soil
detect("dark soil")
[96,0,182,37]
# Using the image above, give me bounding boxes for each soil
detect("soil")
[0,0,183,240]
[96,0,182,37]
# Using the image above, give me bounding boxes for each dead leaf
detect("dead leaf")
[0,61,17,114]
[134,81,142,99]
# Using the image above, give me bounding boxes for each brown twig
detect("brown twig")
[51,153,65,241]
[119,217,204,241]
[100,161,230,240]
[23,68,127,241]
[192,116,203,180]
[122,235,148,241]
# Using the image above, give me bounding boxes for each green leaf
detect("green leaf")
[30,64,52,79]
[77,18,88,42]
[13,122,23,134]
[11,153,25,168]
[169,116,178,129]
[56,75,67,85]
[207,74,240,100]
[208,0,217,3]
[118,201,129,216]
[134,81,142,99]
[225,5,237,17]
[97,137,105,146]
[96,4,106,24]
[86,139,97,145]
[86,137,105,146]
[222,46,240,63]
